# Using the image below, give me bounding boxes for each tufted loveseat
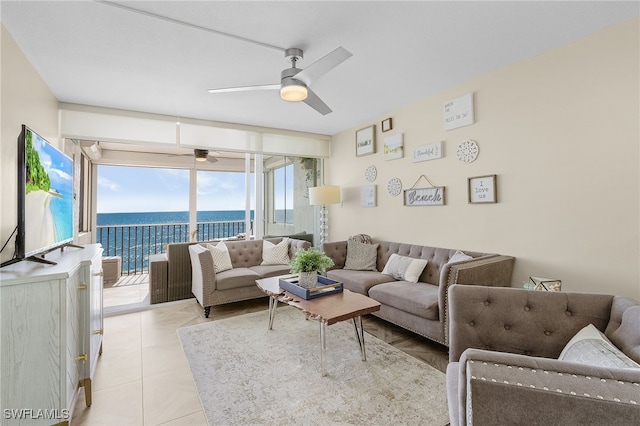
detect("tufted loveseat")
[189,237,310,317]
[446,284,640,426]
[321,240,515,347]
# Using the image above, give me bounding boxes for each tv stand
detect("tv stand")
[0,244,84,268]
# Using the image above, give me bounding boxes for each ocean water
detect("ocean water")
[97,210,254,226]
[97,210,292,273]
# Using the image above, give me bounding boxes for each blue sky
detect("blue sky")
[97,165,250,213]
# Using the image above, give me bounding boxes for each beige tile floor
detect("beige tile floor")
[74,281,449,425]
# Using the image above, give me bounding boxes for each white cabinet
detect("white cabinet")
[0,244,103,425]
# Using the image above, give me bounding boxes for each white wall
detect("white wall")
[328,19,640,300]
[1,25,60,264]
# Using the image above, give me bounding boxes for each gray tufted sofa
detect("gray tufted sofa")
[321,240,515,346]
[189,237,310,317]
[447,284,640,426]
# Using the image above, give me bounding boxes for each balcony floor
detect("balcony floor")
[104,273,151,315]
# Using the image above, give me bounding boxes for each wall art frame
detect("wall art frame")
[360,185,377,207]
[384,133,404,161]
[356,125,376,157]
[468,174,497,204]
[403,174,445,206]
[381,117,393,132]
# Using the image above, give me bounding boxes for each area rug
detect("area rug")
[178,307,449,425]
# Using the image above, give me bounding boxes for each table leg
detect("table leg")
[268,296,278,330]
[352,316,367,361]
[320,320,327,377]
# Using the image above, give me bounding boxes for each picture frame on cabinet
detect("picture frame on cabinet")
[356,125,376,157]
[468,174,497,204]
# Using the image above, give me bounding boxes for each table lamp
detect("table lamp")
[308,185,341,245]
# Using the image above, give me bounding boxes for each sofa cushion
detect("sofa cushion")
[326,269,395,295]
[344,240,378,271]
[206,241,233,273]
[609,305,640,364]
[559,324,640,369]
[249,264,292,279]
[369,281,439,320]
[215,267,261,291]
[261,238,290,265]
[381,253,428,283]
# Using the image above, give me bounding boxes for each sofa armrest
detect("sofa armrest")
[188,244,217,307]
[320,241,348,269]
[453,348,640,426]
[438,255,514,345]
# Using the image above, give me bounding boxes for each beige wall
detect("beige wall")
[1,25,61,264]
[328,19,640,300]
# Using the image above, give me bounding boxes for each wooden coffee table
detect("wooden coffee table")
[256,274,381,376]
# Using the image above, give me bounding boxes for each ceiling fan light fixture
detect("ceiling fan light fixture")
[280,79,307,102]
[194,149,208,162]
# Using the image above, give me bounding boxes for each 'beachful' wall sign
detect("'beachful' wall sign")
[412,141,443,162]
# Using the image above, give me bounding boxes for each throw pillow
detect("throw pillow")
[348,234,373,244]
[381,253,428,283]
[448,250,473,263]
[261,238,290,265]
[558,324,640,369]
[206,241,233,273]
[344,240,378,271]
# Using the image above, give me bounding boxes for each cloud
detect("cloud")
[98,176,120,192]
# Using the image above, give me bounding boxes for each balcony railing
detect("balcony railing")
[97,220,251,274]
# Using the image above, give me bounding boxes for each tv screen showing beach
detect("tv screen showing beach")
[24,127,74,256]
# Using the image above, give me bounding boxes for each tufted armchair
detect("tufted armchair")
[446,284,640,426]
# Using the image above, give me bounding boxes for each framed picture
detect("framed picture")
[384,133,404,161]
[381,117,393,132]
[468,174,497,204]
[360,185,377,207]
[356,125,375,157]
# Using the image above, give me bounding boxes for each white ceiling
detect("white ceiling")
[2,1,638,137]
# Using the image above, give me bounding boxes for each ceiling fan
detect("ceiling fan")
[194,149,218,163]
[207,46,353,115]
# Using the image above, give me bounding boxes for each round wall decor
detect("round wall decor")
[387,177,402,196]
[456,139,479,163]
[365,165,377,182]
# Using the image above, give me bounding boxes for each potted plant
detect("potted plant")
[289,247,334,289]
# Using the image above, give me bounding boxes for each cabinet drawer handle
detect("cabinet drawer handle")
[78,284,88,290]
[75,354,87,362]
[94,271,104,277]
[93,329,104,335]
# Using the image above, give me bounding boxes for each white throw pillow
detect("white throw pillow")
[448,250,473,263]
[381,253,428,283]
[206,241,233,273]
[558,324,640,369]
[261,238,290,265]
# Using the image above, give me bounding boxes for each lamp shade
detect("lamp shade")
[309,185,341,206]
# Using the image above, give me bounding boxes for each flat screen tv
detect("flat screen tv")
[1,125,77,267]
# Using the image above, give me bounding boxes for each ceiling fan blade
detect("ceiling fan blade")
[208,84,279,94]
[295,46,353,86]
[303,88,332,115]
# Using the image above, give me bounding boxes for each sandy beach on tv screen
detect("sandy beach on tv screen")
[25,190,56,253]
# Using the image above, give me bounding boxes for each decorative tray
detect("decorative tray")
[278,275,344,300]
